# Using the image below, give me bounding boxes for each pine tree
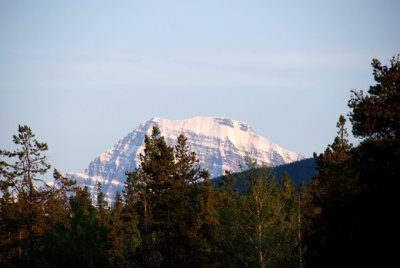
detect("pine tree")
[124,128,215,266]
[0,125,51,265]
[0,125,51,200]
[122,172,143,266]
[96,182,109,228]
[346,55,400,266]
[108,190,140,266]
[167,134,214,266]
[108,191,125,265]
[306,55,400,266]
[348,55,400,140]
[213,171,242,266]
[36,169,77,266]
[68,187,109,267]
[125,126,175,267]
[305,116,357,267]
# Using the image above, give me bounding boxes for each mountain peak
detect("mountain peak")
[67,116,304,202]
[144,116,255,140]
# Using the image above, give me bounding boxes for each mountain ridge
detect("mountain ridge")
[67,116,304,201]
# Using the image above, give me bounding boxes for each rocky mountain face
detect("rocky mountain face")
[66,117,304,202]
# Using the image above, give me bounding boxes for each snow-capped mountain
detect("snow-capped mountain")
[67,117,304,202]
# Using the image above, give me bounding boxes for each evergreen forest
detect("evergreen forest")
[1,55,399,267]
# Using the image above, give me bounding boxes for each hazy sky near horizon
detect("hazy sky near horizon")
[1,0,399,174]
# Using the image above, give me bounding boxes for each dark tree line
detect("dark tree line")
[1,55,398,267]
[304,55,400,267]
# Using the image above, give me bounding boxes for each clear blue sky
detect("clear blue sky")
[1,0,399,174]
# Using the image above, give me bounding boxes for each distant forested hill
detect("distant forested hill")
[273,157,316,185]
[212,158,316,190]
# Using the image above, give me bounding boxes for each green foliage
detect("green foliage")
[0,125,52,266]
[212,160,303,268]
[69,187,109,267]
[7,58,397,268]
[305,116,357,267]
[0,125,308,267]
[3,54,399,267]
[125,127,215,267]
[236,161,300,268]
[349,55,400,140]
[0,125,51,196]
[213,171,242,266]
[107,191,140,266]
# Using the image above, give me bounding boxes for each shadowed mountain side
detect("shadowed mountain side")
[212,158,316,191]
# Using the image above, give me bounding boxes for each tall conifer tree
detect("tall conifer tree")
[0,125,51,265]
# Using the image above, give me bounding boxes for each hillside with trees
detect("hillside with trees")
[212,157,316,191]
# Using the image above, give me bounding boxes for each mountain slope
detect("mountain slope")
[67,116,304,201]
[212,158,316,191]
